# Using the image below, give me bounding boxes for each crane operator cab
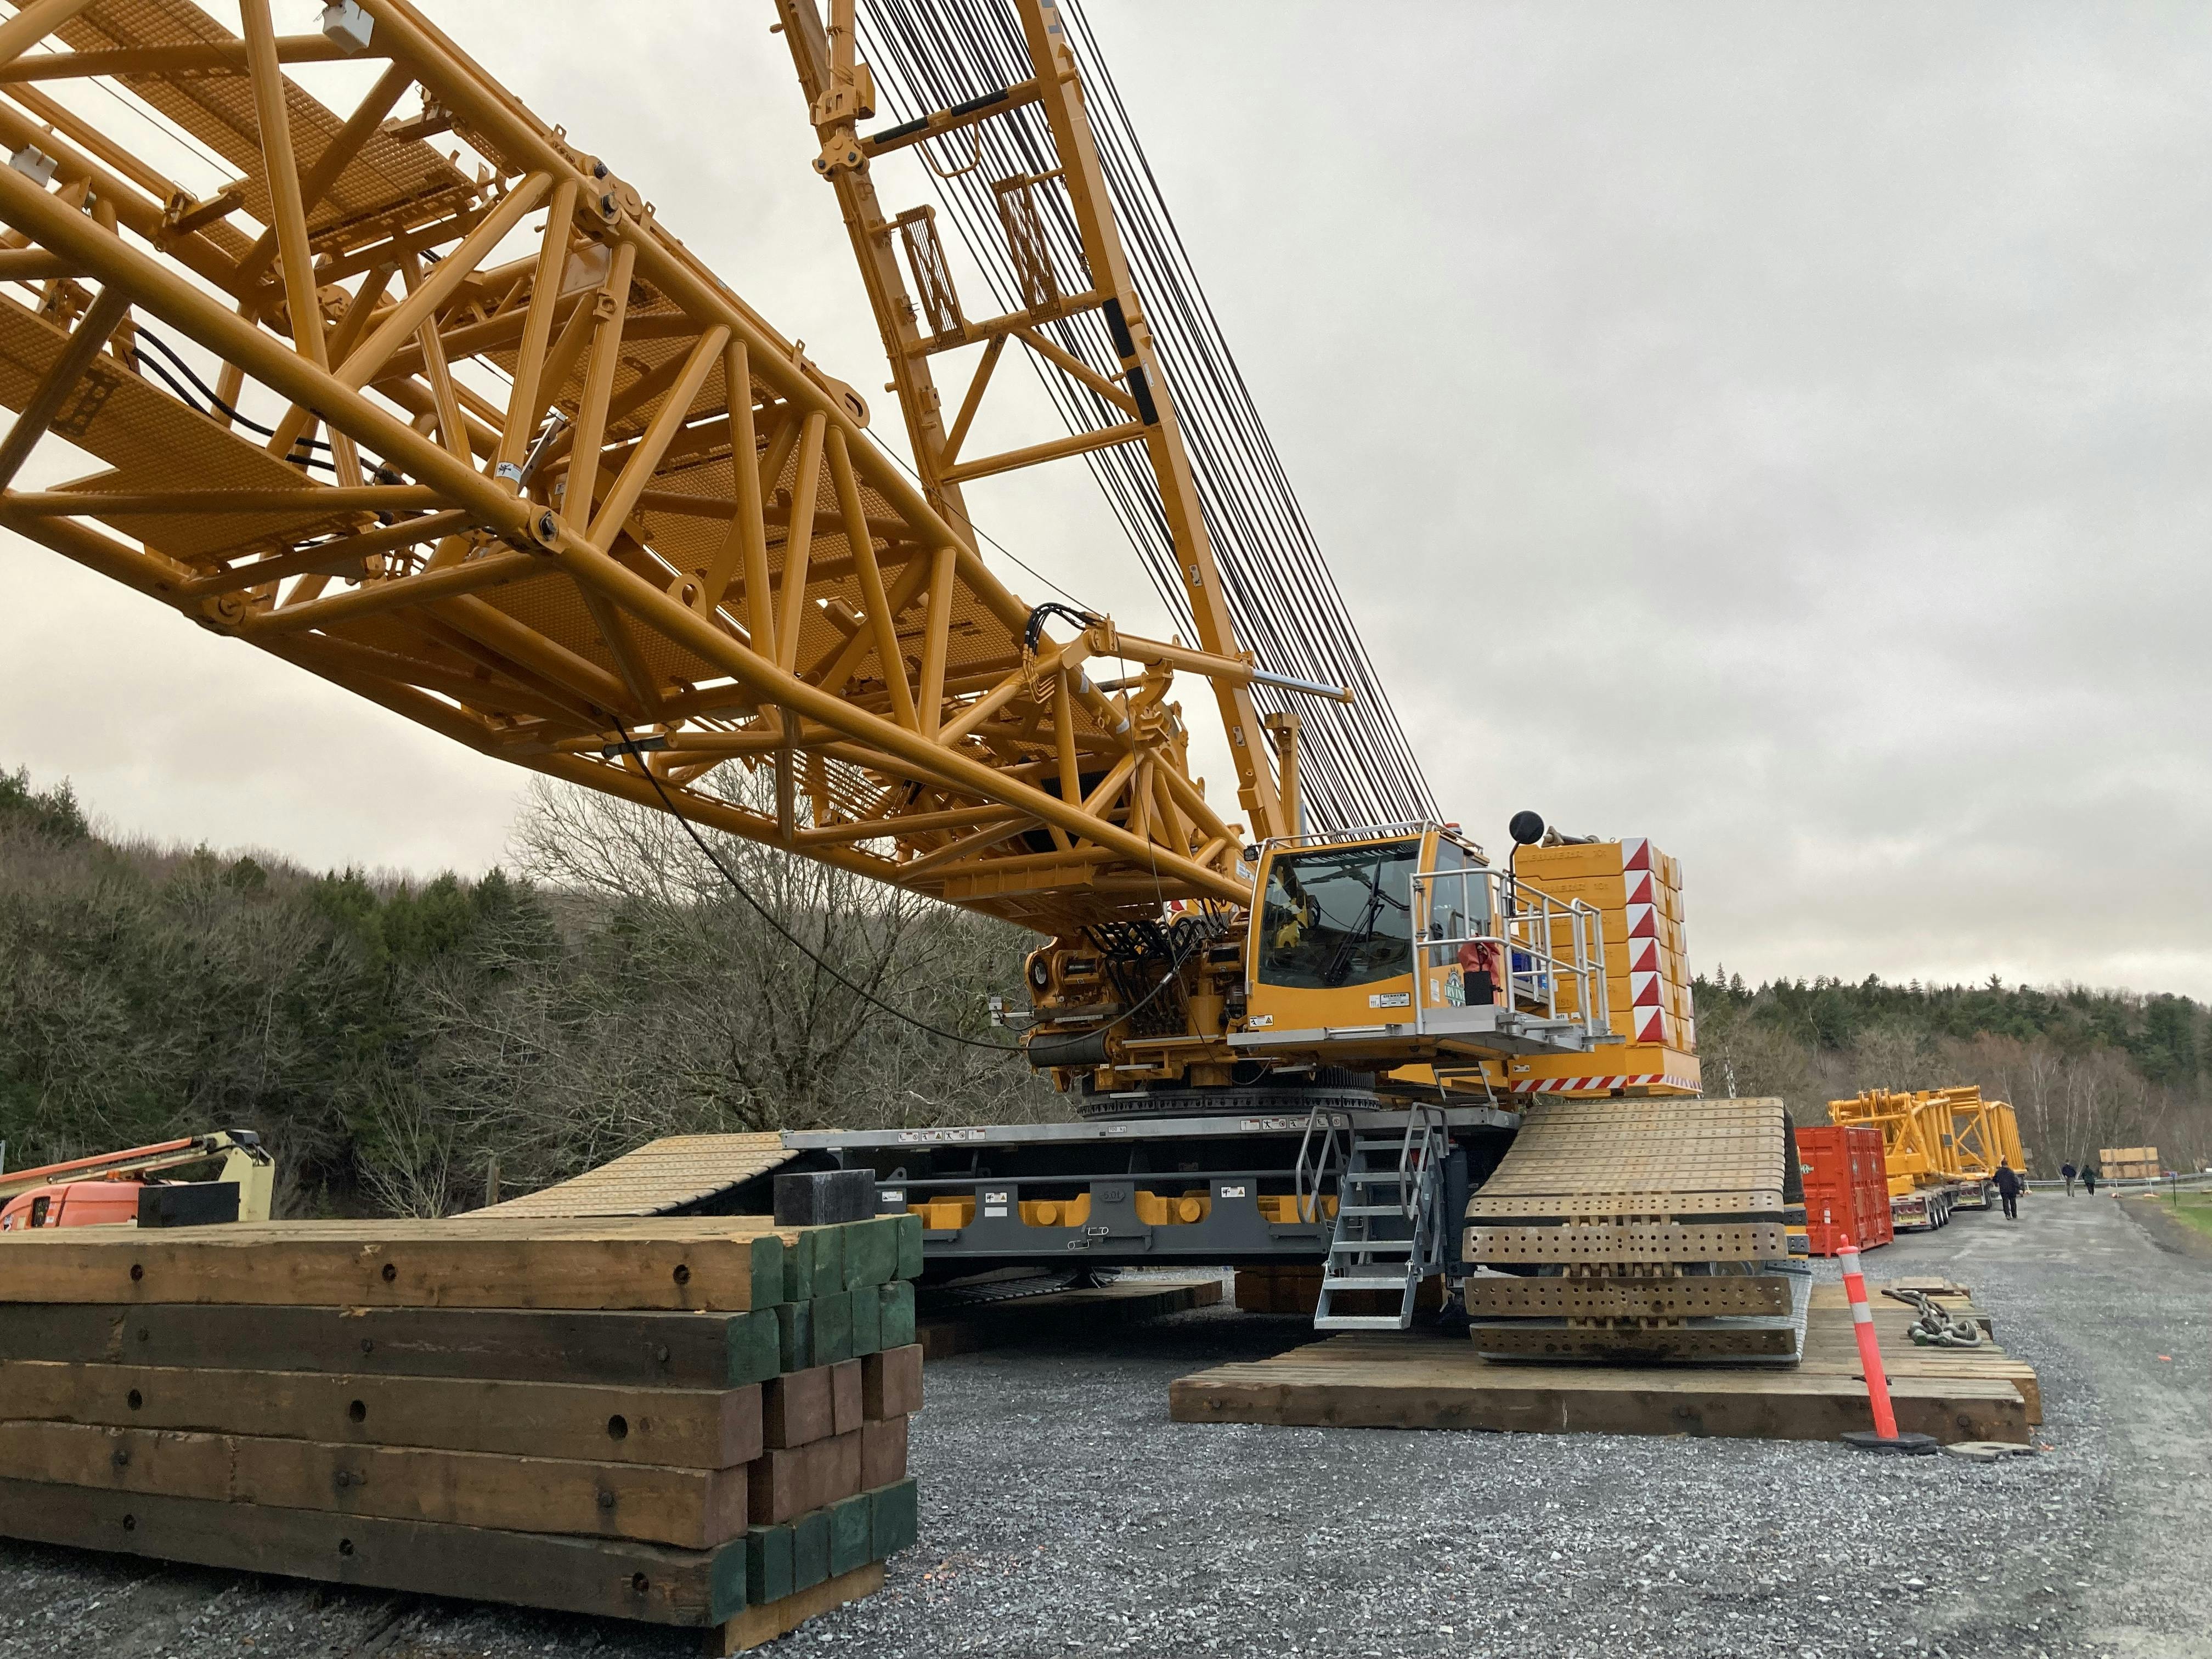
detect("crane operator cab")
[1238,821,1616,1071]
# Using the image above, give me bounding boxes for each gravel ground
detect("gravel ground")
[0,1194,2201,1659]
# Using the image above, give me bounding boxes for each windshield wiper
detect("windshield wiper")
[1322,864,1397,986]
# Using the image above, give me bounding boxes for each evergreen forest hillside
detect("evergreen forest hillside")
[0,766,1050,1217]
[1696,969,2210,1174]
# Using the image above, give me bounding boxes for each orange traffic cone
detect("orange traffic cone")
[1837,1237,1938,1455]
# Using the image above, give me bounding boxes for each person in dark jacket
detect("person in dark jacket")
[2082,1164,2100,1195]
[2062,1161,2078,1195]
[1994,1161,2023,1220]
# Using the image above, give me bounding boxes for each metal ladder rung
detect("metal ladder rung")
[1322,1274,1414,1291]
[1313,1317,1410,1331]
[1335,1204,1407,1216]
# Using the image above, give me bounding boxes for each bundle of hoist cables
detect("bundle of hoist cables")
[858,0,1438,835]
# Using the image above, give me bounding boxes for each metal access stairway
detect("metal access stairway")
[1312,1107,1449,1330]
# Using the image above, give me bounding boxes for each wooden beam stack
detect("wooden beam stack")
[1173,1277,2039,1443]
[0,1212,926,1653]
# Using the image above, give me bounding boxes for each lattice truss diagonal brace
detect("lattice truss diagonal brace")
[777,0,1299,844]
[0,0,1275,930]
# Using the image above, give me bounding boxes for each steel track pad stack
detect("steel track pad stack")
[1462,1096,1809,1364]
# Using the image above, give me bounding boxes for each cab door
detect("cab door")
[1417,839,1497,1013]
[1246,832,1427,1034]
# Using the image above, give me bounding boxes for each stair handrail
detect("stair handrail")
[1392,1103,1444,1221]
[1398,1103,1448,1269]
[1294,1103,1345,1224]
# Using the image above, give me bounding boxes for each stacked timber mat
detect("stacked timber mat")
[1172,1277,2039,1443]
[0,1210,924,1653]
[1462,1095,1810,1363]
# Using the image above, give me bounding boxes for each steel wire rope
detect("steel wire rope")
[873,0,1409,822]
[855,0,1437,830]
[604,729,1206,1056]
[1062,4,1432,820]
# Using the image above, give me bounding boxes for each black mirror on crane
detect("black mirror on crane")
[1509,811,1545,846]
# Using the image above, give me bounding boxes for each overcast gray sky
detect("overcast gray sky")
[3,2,2207,997]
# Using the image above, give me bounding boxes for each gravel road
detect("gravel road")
[0,1193,2201,1659]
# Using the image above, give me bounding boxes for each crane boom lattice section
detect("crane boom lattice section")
[0,0,1274,934]
[847,0,1438,834]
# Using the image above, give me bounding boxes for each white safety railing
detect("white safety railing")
[1408,866,1610,1041]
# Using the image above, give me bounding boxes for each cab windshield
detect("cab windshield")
[1257,839,1419,989]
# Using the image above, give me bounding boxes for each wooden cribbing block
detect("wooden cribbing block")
[879,1281,916,1350]
[747,1430,860,1527]
[850,1283,882,1357]
[821,1428,862,1511]
[830,1361,863,1437]
[792,1506,830,1590]
[748,1446,811,1528]
[1169,1330,2033,1444]
[828,1492,872,1577]
[860,1415,907,1491]
[0,1361,761,1469]
[714,1561,882,1655]
[780,1229,843,1304]
[894,1214,924,1282]
[1233,1266,1316,1315]
[774,1290,885,1371]
[809,1227,844,1300]
[715,1482,916,1652]
[1236,1268,1440,1321]
[712,1483,919,1653]
[763,1367,832,1450]
[862,1346,923,1421]
[813,1292,854,1367]
[0,1477,746,1627]
[780,1232,815,1305]
[0,1226,786,1312]
[744,1521,793,1607]
[0,1421,750,1547]
[839,1217,900,1291]
[775,1302,813,1374]
[0,1304,783,1390]
[869,1477,919,1560]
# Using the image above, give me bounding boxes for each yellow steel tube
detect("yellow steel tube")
[587,323,729,550]
[354,0,1038,636]
[0,46,1243,903]
[826,425,916,729]
[334,175,551,392]
[0,0,96,72]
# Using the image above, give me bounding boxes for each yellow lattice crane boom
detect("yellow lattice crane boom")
[0,0,1693,1109]
[0,0,1283,941]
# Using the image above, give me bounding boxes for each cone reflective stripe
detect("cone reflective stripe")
[1838,1239,1901,1440]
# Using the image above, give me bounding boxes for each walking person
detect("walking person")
[2062,1161,2078,1196]
[1994,1160,2023,1220]
[2082,1164,2099,1196]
